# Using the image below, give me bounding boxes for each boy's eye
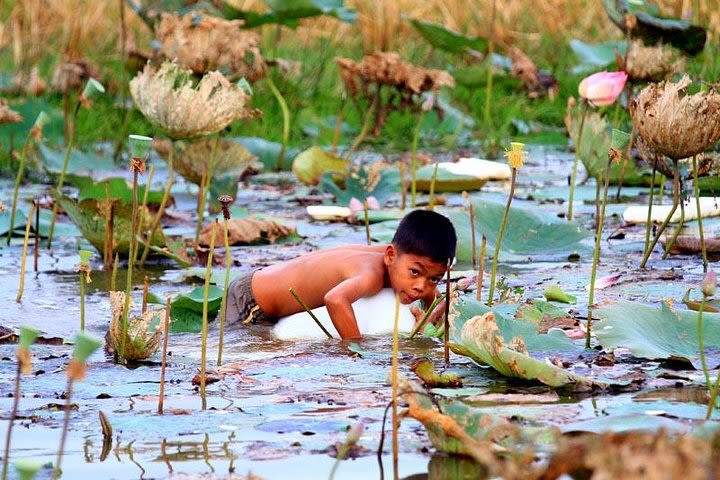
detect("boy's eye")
[410,268,420,276]
[429,277,441,285]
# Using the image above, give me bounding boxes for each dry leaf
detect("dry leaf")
[199,218,296,246]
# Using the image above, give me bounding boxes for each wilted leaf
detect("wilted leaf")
[106,291,166,361]
[199,218,298,246]
[292,146,347,185]
[411,358,463,388]
[595,300,720,368]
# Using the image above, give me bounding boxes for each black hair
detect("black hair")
[391,210,457,264]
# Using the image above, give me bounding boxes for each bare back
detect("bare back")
[251,244,389,317]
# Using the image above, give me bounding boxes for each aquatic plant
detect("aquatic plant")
[54,332,101,479]
[487,142,526,306]
[328,420,364,480]
[77,250,93,332]
[567,71,627,221]
[7,112,49,246]
[107,291,165,362]
[47,78,104,248]
[586,129,630,348]
[217,195,234,366]
[633,76,720,267]
[158,297,171,415]
[200,220,218,406]
[16,201,36,303]
[121,134,152,358]
[1,326,40,480]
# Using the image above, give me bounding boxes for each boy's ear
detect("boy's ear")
[384,244,396,266]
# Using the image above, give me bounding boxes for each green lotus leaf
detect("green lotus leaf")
[169,286,224,333]
[406,17,487,55]
[72,332,102,362]
[224,0,357,29]
[544,285,577,304]
[234,136,300,171]
[19,326,41,349]
[82,78,105,99]
[414,164,488,193]
[596,301,720,369]
[292,146,347,186]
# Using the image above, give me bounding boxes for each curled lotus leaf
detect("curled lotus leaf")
[106,291,166,362]
[631,75,720,160]
[153,137,260,186]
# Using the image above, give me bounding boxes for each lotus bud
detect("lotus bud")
[128,134,153,159]
[345,420,365,446]
[349,197,363,212]
[14,458,43,480]
[702,270,717,297]
[504,141,527,169]
[366,196,380,210]
[236,78,253,96]
[72,332,102,363]
[578,71,627,107]
[79,78,105,108]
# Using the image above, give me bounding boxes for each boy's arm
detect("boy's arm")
[324,273,382,340]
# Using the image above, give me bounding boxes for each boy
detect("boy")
[225,209,457,339]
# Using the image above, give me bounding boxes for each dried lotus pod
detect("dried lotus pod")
[130,61,259,139]
[155,12,266,81]
[636,136,714,179]
[106,291,165,361]
[631,75,720,160]
[619,40,685,82]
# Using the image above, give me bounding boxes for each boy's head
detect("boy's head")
[384,210,457,304]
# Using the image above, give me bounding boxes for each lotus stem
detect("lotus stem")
[476,235,487,302]
[79,270,86,332]
[47,103,81,248]
[364,200,371,245]
[111,253,119,292]
[217,217,231,367]
[104,183,113,270]
[662,189,685,259]
[158,296,170,415]
[567,100,589,222]
[52,378,74,479]
[16,202,35,303]
[121,162,141,357]
[487,168,517,306]
[641,159,680,268]
[444,259,451,367]
[462,192,477,269]
[391,293,400,477]
[140,163,156,214]
[139,142,174,268]
[409,295,443,339]
[658,178,665,204]
[331,93,346,154]
[483,0,497,130]
[7,134,32,246]
[428,163,439,211]
[692,155,708,272]
[410,110,428,208]
[586,155,613,348]
[141,275,149,313]
[708,362,720,419]
[195,135,221,246]
[289,288,333,338]
[614,125,636,201]
[33,200,39,272]
[266,76,290,170]
[698,295,711,387]
[1,364,21,480]
[642,159,658,263]
[200,220,218,405]
[346,91,378,160]
[399,162,407,210]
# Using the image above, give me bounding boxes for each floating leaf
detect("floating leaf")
[596,301,720,368]
[414,163,489,193]
[319,165,400,205]
[407,18,487,55]
[170,286,224,333]
[72,177,165,206]
[544,285,577,304]
[55,195,165,255]
[39,143,116,183]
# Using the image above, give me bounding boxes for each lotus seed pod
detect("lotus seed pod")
[236,78,253,96]
[504,142,527,169]
[128,134,154,159]
[81,78,105,100]
[18,325,40,349]
[14,458,43,480]
[72,332,102,362]
[79,249,93,264]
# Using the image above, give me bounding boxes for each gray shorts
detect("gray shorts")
[225,271,276,326]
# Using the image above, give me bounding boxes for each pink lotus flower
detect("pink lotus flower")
[578,71,628,107]
[349,196,380,212]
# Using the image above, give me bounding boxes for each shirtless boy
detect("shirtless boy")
[225,209,457,339]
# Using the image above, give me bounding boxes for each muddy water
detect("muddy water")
[1,146,716,479]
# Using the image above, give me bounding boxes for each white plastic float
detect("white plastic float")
[305,205,352,221]
[273,288,415,340]
[622,197,720,223]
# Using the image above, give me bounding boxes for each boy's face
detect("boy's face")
[384,246,448,304]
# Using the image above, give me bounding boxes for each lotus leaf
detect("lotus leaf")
[407,18,487,55]
[595,301,720,368]
[74,177,165,206]
[0,98,62,144]
[411,358,462,388]
[224,0,357,28]
[55,195,165,255]
[544,285,577,304]
[107,291,165,361]
[153,137,259,186]
[72,332,102,362]
[414,164,489,193]
[234,136,300,171]
[199,218,298,246]
[170,286,224,333]
[600,0,706,55]
[319,165,400,205]
[569,39,626,71]
[292,146,347,186]
[39,143,115,182]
